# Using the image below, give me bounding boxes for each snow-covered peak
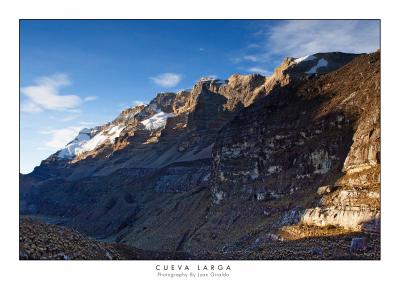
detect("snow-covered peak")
[58,124,125,159]
[56,96,176,160]
[65,128,92,145]
[294,55,317,64]
[79,128,92,134]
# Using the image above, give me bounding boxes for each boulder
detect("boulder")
[350,237,368,253]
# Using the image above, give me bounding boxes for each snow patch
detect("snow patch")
[141,111,174,130]
[198,76,217,82]
[214,79,227,86]
[58,129,92,159]
[306,58,328,74]
[294,55,316,64]
[79,125,125,152]
[198,76,227,87]
[149,103,159,112]
[58,125,125,159]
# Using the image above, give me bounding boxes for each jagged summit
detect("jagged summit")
[50,52,358,164]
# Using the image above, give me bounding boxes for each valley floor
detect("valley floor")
[19,217,379,260]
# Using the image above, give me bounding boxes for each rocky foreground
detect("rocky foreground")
[20,218,379,260]
[20,218,120,260]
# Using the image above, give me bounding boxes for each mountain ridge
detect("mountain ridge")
[20,51,379,259]
[26,52,358,177]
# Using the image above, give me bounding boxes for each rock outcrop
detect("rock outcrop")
[300,52,381,231]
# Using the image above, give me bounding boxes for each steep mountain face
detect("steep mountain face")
[20,52,379,256]
[188,52,380,253]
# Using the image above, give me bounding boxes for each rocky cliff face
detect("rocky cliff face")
[300,53,380,233]
[20,51,379,257]
[189,52,380,254]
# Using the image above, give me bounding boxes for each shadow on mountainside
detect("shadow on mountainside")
[179,53,380,258]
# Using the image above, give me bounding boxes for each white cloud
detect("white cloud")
[48,111,82,122]
[41,126,83,149]
[60,114,80,122]
[243,55,259,62]
[79,121,95,126]
[66,108,81,114]
[266,20,380,58]
[150,73,182,87]
[247,44,260,49]
[21,74,96,113]
[21,101,42,113]
[247,67,271,75]
[83,96,97,102]
[36,147,53,151]
[234,20,380,64]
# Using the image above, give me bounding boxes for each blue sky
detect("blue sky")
[20,20,380,173]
